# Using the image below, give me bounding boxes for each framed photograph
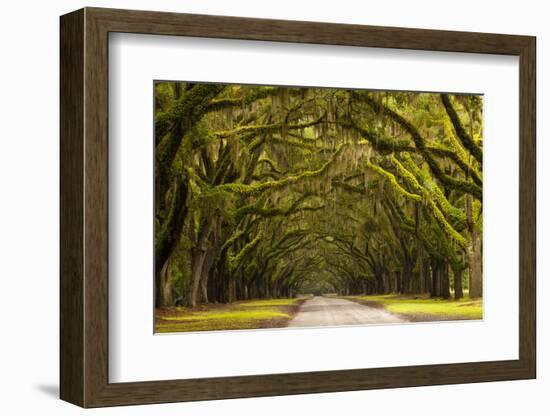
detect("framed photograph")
[60,7,536,408]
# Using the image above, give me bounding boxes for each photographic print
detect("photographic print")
[154,82,483,334]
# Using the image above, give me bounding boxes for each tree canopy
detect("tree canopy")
[154,82,483,308]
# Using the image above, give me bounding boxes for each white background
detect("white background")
[0,0,546,415]
[110,34,518,382]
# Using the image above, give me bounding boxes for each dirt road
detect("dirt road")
[288,296,406,327]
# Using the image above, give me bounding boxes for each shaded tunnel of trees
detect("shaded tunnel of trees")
[154,82,483,308]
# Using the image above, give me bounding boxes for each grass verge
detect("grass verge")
[155,297,309,333]
[345,294,482,322]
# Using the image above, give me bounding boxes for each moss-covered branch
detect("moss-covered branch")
[426,145,482,186]
[228,232,262,272]
[154,83,484,308]
[210,143,346,197]
[205,87,279,113]
[390,156,468,247]
[440,94,483,164]
[366,162,422,202]
[155,83,226,145]
[352,91,482,200]
[400,153,467,231]
[213,113,326,139]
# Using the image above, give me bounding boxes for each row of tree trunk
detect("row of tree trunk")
[336,255,481,301]
[156,233,482,307]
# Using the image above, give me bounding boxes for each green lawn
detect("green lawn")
[156,297,307,333]
[346,294,483,322]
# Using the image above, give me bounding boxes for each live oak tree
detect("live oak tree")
[154,82,483,308]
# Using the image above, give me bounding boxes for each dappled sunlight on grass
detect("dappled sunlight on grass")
[238,298,303,307]
[155,297,305,333]
[347,294,483,321]
[159,309,289,322]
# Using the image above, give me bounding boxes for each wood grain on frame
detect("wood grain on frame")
[60,7,536,407]
[60,8,84,406]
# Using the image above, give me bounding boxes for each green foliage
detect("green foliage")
[154,82,484,321]
[228,232,262,271]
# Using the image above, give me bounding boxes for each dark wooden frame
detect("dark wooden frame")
[60,7,536,408]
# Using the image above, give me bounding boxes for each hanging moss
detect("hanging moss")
[440,94,483,164]
[366,162,422,202]
[206,87,279,113]
[426,145,482,186]
[400,154,467,231]
[211,144,347,197]
[228,232,262,271]
[235,196,322,220]
[214,113,325,139]
[353,91,482,200]
[390,156,468,248]
[155,82,484,308]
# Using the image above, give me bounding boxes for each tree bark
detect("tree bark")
[155,179,189,307]
[189,222,212,307]
[441,262,450,299]
[466,195,483,298]
[156,257,174,307]
[199,247,217,304]
[453,267,464,300]
[396,271,402,294]
[423,259,431,294]
[468,227,483,298]
[375,272,386,294]
[430,261,441,297]
[190,249,207,307]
